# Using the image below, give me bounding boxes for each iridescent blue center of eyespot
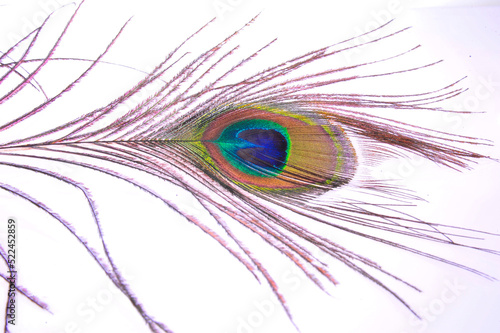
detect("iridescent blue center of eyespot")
[236,128,288,169]
[214,119,290,177]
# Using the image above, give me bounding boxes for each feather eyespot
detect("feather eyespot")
[196,105,356,191]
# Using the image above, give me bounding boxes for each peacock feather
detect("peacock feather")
[0,1,498,332]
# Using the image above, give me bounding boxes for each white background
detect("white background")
[0,0,499,333]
